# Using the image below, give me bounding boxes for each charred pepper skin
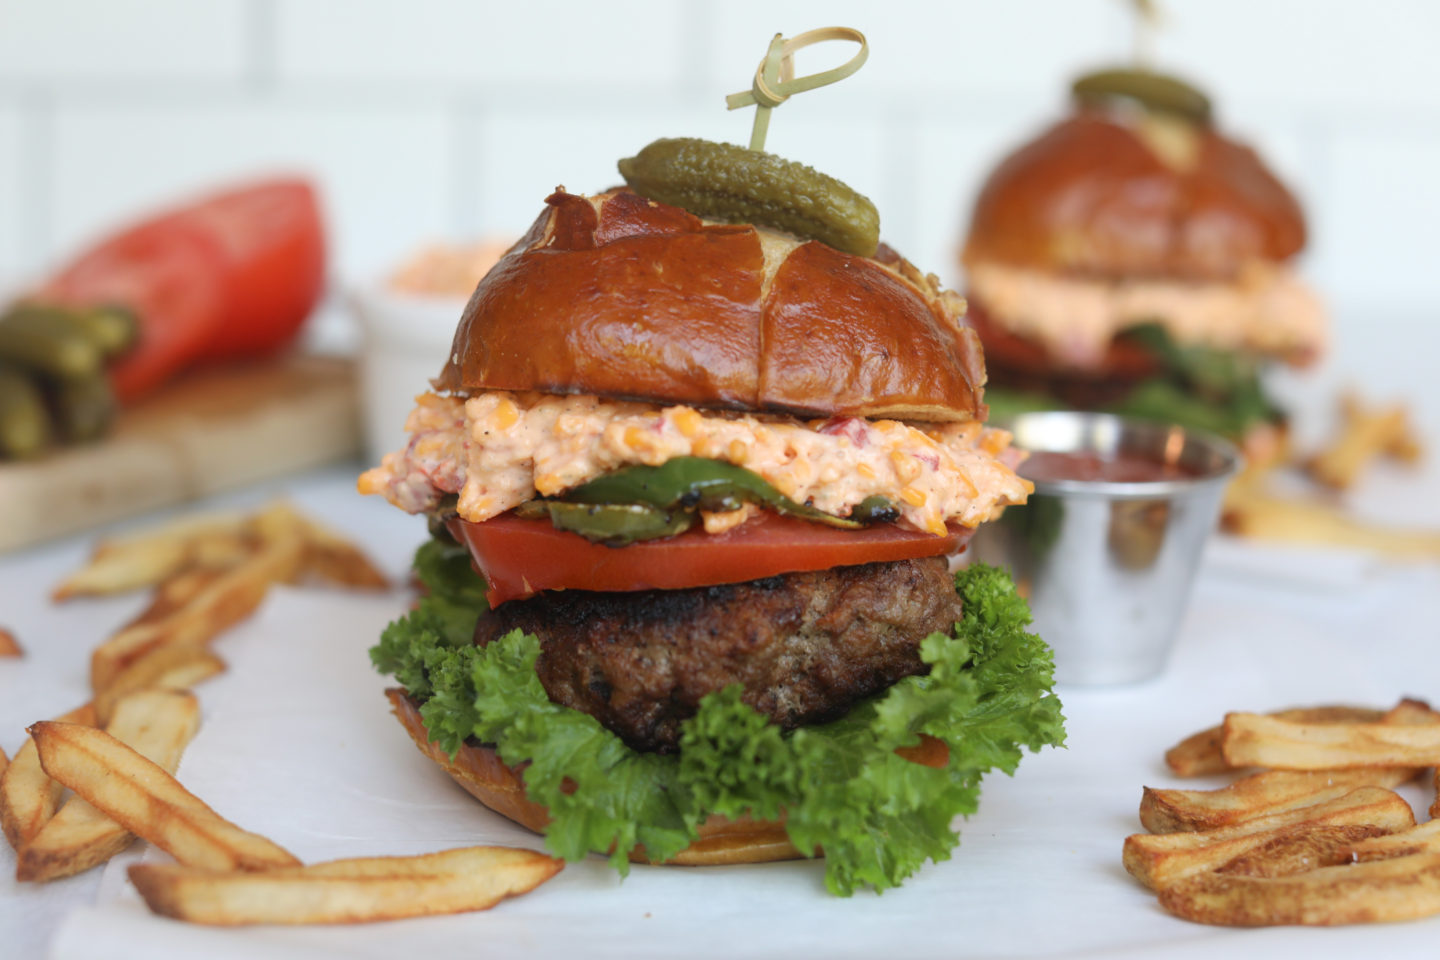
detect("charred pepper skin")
[495,459,904,545]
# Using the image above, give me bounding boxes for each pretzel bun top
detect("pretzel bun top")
[962,109,1307,283]
[434,189,987,422]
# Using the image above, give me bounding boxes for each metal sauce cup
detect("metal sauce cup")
[971,412,1241,685]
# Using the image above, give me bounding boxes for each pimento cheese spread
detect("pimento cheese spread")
[967,259,1326,369]
[359,392,1031,536]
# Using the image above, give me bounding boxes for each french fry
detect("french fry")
[89,508,304,694]
[121,568,229,632]
[1307,393,1423,490]
[51,513,248,601]
[294,514,389,590]
[17,690,199,882]
[30,721,298,871]
[1347,820,1440,862]
[0,627,20,657]
[1164,705,1386,777]
[0,746,7,780]
[1221,486,1440,560]
[1382,697,1440,725]
[0,703,97,851]
[1222,713,1440,770]
[1140,766,1419,834]
[1157,851,1440,926]
[1122,787,1414,890]
[1213,824,1393,879]
[128,846,563,926]
[93,645,225,727]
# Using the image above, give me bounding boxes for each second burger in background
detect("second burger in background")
[959,69,1325,462]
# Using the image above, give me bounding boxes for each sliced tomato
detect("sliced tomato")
[44,217,228,404]
[450,511,975,607]
[43,178,326,404]
[183,179,326,361]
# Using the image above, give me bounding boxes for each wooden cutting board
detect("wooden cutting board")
[0,354,360,553]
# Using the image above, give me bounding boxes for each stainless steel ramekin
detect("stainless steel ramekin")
[970,411,1242,685]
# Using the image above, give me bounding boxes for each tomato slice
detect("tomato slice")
[184,179,326,361]
[43,178,326,404]
[450,511,975,607]
[44,217,227,404]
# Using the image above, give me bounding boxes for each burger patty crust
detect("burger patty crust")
[471,556,964,753]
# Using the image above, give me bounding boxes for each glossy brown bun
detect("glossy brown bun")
[386,688,802,865]
[434,188,986,422]
[962,109,1306,283]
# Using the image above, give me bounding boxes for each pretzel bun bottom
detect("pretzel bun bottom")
[386,688,804,866]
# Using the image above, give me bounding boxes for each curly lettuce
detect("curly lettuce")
[372,545,1065,895]
[984,323,1282,440]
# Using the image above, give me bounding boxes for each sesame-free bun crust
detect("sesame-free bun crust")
[386,688,804,866]
[962,110,1306,282]
[434,189,986,422]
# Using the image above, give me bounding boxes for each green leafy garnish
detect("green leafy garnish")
[983,324,1280,440]
[1109,324,1279,437]
[372,543,1065,895]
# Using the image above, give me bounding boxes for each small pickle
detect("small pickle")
[516,500,694,546]
[561,456,867,529]
[50,373,116,444]
[618,137,881,257]
[0,364,51,459]
[0,308,104,379]
[1072,68,1212,125]
[59,305,139,358]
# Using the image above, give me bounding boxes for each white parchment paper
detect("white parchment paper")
[2,470,1436,959]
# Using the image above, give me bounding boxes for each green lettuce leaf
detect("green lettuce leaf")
[373,543,1065,895]
[983,324,1281,440]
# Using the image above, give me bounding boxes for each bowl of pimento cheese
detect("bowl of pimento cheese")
[352,240,513,461]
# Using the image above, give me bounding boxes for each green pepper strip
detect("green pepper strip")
[515,501,694,546]
[561,457,879,528]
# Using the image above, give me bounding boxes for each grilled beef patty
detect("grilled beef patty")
[471,556,963,753]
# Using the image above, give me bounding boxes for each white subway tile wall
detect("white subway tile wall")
[0,0,1437,326]
[0,102,22,274]
[0,0,250,83]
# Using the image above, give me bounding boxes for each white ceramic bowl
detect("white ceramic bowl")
[350,284,469,463]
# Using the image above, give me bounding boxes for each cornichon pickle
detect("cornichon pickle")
[60,305,138,358]
[50,373,116,443]
[515,500,694,546]
[1072,68,1212,124]
[561,456,868,530]
[7,304,138,359]
[618,138,881,257]
[0,364,51,459]
[0,309,104,379]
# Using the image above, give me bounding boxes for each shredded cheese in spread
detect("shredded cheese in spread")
[967,259,1326,369]
[358,392,1032,536]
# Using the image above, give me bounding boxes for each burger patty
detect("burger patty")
[471,556,963,753]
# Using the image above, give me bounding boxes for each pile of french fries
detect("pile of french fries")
[1126,698,1440,926]
[1,501,564,924]
[1224,391,1440,559]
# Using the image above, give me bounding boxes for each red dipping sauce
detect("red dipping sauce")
[1019,450,1198,484]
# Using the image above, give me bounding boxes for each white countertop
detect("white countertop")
[2,464,1438,959]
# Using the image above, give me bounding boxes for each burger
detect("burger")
[359,141,1064,895]
[959,68,1326,461]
